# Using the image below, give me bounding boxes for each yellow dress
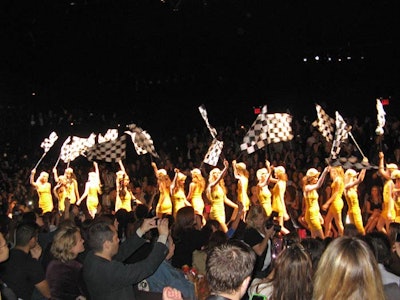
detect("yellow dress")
[258,185,272,217]
[172,189,187,217]
[394,193,400,223]
[209,185,226,226]
[191,184,205,215]
[116,189,132,212]
[328,178,344,214]
[381,179,395,220]
[345,187,365,234]
[272,180,286,217]
[304,189,322,231]
[237,178,250,212]
[86,182,101,217]
[56,185,67,213]
[37,183,54,214]
[156,187,173,216]
[65,180,78,204]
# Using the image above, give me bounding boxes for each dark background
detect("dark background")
[1,0,398,133]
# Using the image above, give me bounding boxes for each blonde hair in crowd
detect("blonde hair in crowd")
[313,236,385,300]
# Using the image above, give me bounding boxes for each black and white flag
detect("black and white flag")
[40,131,59,153]
[203,139,224,166]
[240,106,293,154]
[125,123,159,158]
[376,99,386,136]
[87,135,127,163]
[312,104,335,142]
[198,104,217,139]
[330,111,349,159]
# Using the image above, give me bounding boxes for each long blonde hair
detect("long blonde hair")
[313,236,385,300]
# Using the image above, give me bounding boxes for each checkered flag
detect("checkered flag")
[240,106,293,154]
[40,132,58,153]
[198,104,217,139]
[240,105,268,154]
[125,123,159,158]
[330,111,349,159]
[60,137,79,163]
[203,139,224,166]
[376,99,386,136]
[312,104,334,142]
[60,134,97,163]
[87,135,127,163]
[265,113,294,144]
[33,131,59,169]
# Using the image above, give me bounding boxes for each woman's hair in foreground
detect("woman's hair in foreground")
[206,239,256,295]
[256,242,313,300]
[51,224,80,262]
[313,236,385,300]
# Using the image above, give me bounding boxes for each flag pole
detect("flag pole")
[33,152,47,170]
[347,131,366,159]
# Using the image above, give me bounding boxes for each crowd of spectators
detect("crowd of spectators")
[1,103,400,299]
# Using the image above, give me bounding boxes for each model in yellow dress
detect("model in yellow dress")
[391,170,400,223]
[256,160,274,218]
[53,167,80,204]
[115,160,140,212]
[271,166,290,235]
[152,162,173,218]
[53,175,67,213]
[77,161,102,219]
[171,168,191,218]
[344,167,366,235]
[206,159,238,233]
[232,160,250,221]
[322,165,345,237]
[186,168,205,218]
[376,151,397,234]
[30,169,54,214]
[303,167,330,239]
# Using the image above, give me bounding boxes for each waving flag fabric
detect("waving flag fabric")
[330,112,349,159]
[312,104,335,142]
[40,131,59,153]
[376,99,386,136]
[198,104,217,139]
[125,123,159,158]
[203,139,224,166]
[240,106,293,154]
[87,135,127,163]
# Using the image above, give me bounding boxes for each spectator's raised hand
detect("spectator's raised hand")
[162,286,183,300]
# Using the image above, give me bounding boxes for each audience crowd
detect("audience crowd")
[1,104,400,299]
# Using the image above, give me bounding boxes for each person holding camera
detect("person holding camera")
[243,205,277,279]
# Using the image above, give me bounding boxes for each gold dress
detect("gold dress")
[345,187,365,234]
[65,180,78,204]
[258,185,272,217]
[209,185,226,226]
[381,180,396,221]
[172,189,187,217]
[304,189,322,231]
[156,186,173,216]
[86,182,101,217]
[191,184,205,215]
[272,180,287,217]
[116,189,133,212]
[237,178,250,213]
[37,183,54,214]
[328,178,344,215]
